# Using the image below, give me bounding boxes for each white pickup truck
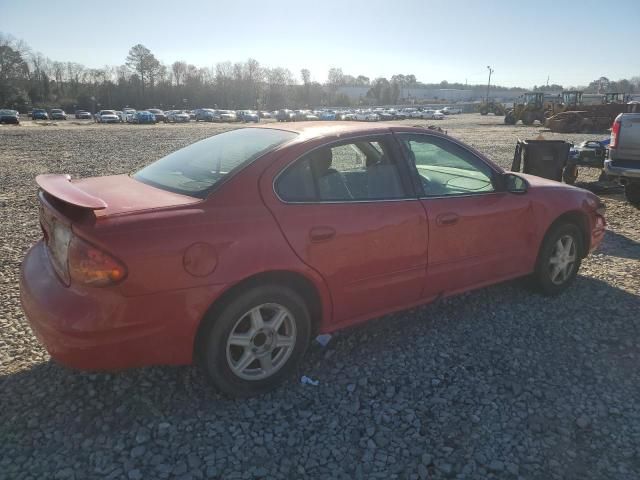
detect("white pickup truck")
[605,113,640,205]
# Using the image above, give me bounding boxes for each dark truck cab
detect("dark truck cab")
[605,112,640,206]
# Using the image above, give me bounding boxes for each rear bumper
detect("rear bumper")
[20,241,226,371]
[604,160,640,179]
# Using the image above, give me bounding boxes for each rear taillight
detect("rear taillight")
[68,235,127,287]
[47,219,72,285]
[610,117,621,149]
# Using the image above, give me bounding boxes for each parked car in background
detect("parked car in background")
[130,111,156,124]
[442,106,462,115]
[276,109,296,122]
[22,123,606,397]
[32,109,49,120]
[377,111,395,121]
[95,110,120,123]
[393,110,407,120]
[605,112,640,206]
[0,109,20,124]
[385,109,400,120]
[122,108,136,122]
[74,110,92,119]
[194,108,218,122]
[218,110,238,122]
[238,110,259,123]
[114,111,125,122]
[147,109,166,123]
[319,110,337,121]
[336,111,356,121]
[421,109,436,119]
[259,111,272,119]
[304,111,319,121]
[50,109,67,120]
[421,110,445,120]
[293,110,318,121]
[355,111,380,122]
[400,108,416,118]
[166,110,191,123]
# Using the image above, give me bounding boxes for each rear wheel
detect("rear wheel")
[624,182,640,207]
[199,285,311,397]
[532,223,583,296]
[504,113,516,125]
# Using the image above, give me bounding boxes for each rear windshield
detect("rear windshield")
[133,128,297,198]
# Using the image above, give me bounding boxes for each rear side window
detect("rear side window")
[276,137,408,202]
[134,128,296,198]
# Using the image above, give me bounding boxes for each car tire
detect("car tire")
[562,165,578,185]
[532,223,583,296]
[199,285,311,397]
[624,183,640,207]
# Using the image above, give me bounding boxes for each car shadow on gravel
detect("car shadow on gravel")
[598,229,640,260]
[1,275,639,478]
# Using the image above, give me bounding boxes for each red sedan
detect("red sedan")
[20,123,606,396]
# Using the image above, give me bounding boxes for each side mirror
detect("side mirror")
[504,173,528,194]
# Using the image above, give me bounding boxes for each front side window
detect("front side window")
[399,135,496,197]
[276,137,408,202]
[134,128,297,198]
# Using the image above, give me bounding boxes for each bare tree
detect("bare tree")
[327,67,344,87]
[125,44,160,100]
[172,61,187,87]
[301,68,311,85]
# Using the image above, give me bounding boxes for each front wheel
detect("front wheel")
[532,223,583,296]
[504,113,516,125]
[199,285,311,397]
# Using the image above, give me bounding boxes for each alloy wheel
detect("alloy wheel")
[548,234,577,285]
[225,303,297,381]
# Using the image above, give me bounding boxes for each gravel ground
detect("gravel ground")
[1,115,639,480]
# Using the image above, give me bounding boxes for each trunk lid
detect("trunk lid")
[36,174,201,218]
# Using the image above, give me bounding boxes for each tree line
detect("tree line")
[1,33,638,112]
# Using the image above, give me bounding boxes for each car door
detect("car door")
[395,132,535,297]
[263,134,429,327]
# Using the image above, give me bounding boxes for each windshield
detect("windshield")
[102,110,116,115]
[133,128,297,198]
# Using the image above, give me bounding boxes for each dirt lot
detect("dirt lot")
[1,115,639,479]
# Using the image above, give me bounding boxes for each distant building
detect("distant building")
[331,85,524,103]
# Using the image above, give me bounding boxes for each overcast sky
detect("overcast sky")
[1,0,638,88]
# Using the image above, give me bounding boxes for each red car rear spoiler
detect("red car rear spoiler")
[35,174,107,210]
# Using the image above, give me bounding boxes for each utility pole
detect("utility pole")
[486,66,494,103]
